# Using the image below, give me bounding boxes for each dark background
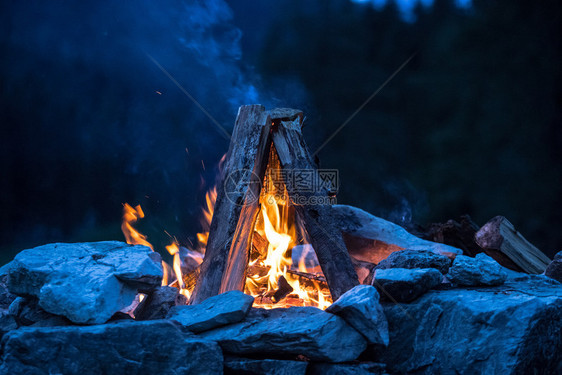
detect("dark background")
[1,0,560,264]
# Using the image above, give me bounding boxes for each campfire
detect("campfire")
[2,105,560,374]
[122,105,360,309]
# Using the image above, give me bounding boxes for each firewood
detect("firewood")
[190,105,272,304]
[272,276,294,302]
[423,215,483,257]
[272,116,359,301]
[252,231,268,260]
[475,216,551,274]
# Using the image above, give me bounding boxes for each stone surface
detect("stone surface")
[200,306,367,362]
[447,253,508,286]
[0,274,16,310]
[168,290,254,333]
[0,310,17,339]
[373,268,442,303]
[8,297,70,327]
[375,249,452,274]
[7,241,162,324]
[224,356,307,375]
[545,251,562,283]
[308,362,387,375]
[333,205,462,266]
[326,285,389,345]
[376,276,562,374]
[0,320,223,375]
[134,286,187,320]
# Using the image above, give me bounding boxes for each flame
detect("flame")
[165,242,190,299]
[196,187,217,251]
[244,159,332,309]
[121,204,153,250]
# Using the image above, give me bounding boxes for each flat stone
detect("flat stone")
[326,285,389,346]
[447,253,508,286]
[7,241,163,324]
[134,286,187,320]
[308,362,387,375]
[168,290,254,333]
[0,320,223,375]
[333,205,462,266]
[373,268,442,303]
[224,356,307,375]
[375,249,452,274]
[545,251,562,283]
[376,276,562,374]
[200,306,367,362]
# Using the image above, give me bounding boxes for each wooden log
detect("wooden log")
[423,215,483,257]
[272,276,294,303]
[272,114,359,301]
[475,216,551,274]
[190,105,272,304]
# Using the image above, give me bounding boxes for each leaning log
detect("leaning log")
[190,105,271,304]
[475,216,551,274]
[272,114,359,301]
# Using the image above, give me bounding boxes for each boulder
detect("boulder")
[308,362,386,375]
[7,241,163,324]
[375,249,452,274]
[134,286,187,320]
[168,290,254,333]
[224,356,307,375]
[332,205,462,266]
[545,251,562,283]
[373,268,442,303]
[0,320,223,375]
[377,276,562,374]
[200,306,367,362]
[447,253,507,286]
[326,285,389,346]
[8,297,71,327]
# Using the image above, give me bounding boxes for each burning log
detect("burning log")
[272,276,294,302]
[272,115,359,301]
[475,216,551,274]
[190,105,272,304]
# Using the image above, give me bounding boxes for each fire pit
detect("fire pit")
[1,106,560,374]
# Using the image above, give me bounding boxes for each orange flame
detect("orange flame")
[121,204,153,250]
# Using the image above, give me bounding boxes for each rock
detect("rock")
[200,306,367,362]
[376,276,562,374]
[7,241,163,324]
[375,249,452,274]
[0,311,17,339]
[373,268,442,303]
[333,205,462,266]
[0,320,223,375]
[8,297,70,327]
[308,362,387,375]
[134,286,187,320]
[224,356,307,375]
[168,290,254,333]
[545,251,562,283]
[447,253,508,286]
[0,274,16,310]
[326,285,389,346]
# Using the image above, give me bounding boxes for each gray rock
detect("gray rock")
[545,251,562,283]
[0,310,17,339]
[308,362,387,375]
[224,356,307,375]
[333,205,462,265]
[8,297,70,327]
[7,241,162,324]
[326,285,389,346]
[134,286,187,320]
[447,253,508,286]
[373,268,442,302]
[0,274,16,310]
[0,320,223,375]
[168,290,254,333]
[375,249,452,274]
[200,306,367,362]
[376,277,562,374]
